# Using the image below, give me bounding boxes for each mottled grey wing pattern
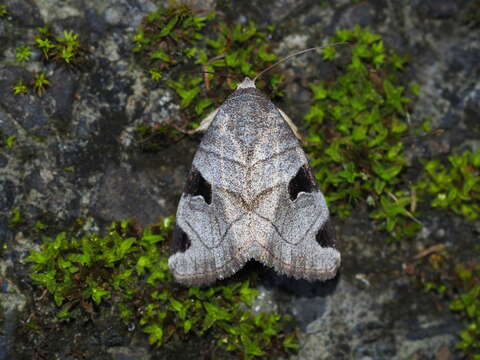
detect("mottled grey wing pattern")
[168,79,341,286]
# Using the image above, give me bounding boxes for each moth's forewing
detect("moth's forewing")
[168,79,340,285]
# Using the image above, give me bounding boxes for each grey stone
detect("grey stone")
[107,346,151,360]
[92,153,189,227]
[0,66,49,134]
[0,154,8,168]
[0,180,15,211]
[334,2,377,30]
[105,2,130,26]
[4,0,43,27]
[414,0,461,19]
[0,20,5,40]
[296,279,458,360]
[49,67,77,122]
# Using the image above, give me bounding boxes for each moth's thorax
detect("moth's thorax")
[223,89,273,144]
[194,87,306,203]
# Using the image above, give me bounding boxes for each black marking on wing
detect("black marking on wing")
[315,218,337,249]
[171,224,191,253]
[288,164,317,201]
[185,166,212,205]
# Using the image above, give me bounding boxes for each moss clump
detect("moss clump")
[304,26,419,239]
[413,150,480,358]
[34,27,85,66]
[9,207,22,226]
[0,129,16,150]
[33,72,50,96]
[10,27,84,97]
[450,263,480,357]
[419,249,480,359]
[26,217,298,358]
[415,150,480,220]
[12,80,28,95]
[133,4,283,131]
[15,45,32,63]
[0,5,7,17]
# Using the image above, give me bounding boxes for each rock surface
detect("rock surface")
[0,0,479,359]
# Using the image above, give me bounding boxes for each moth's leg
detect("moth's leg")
[278,108,303,141]
[187,108,220,135]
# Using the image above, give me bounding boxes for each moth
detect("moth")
[168,77,341,286]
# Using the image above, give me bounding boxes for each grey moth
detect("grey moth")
[168,77,341,286]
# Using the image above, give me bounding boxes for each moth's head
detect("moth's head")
[237,77,256,89]
[228,77,269,102]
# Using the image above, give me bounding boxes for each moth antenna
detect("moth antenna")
[175,68,236,92]
[253,42,346,83]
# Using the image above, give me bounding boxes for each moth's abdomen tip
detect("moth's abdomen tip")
[237,77,256,89]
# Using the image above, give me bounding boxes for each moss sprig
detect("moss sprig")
[12,80,28,95]
[15,46,32,63]
[10,27,83,97]
[0,5,7,17]
[415,150,480,220]
[34,27,85,66]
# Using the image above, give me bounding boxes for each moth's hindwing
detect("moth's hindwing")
[168,81,341,286]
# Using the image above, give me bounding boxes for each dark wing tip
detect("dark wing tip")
[185,166,212,205]
[315,218,337,249]
[171,224,191,253]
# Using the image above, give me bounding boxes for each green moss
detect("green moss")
[26,217,297,358]
[0,5,7,17]
[415,143,480,358]
[450,263,480,357]
[133,4,283,132]
[15,46,32,63]
[415,150,480,220]
[12,72,50,96]
[420,250,480,359]
[149,69,162,81]
[1,134,16,149]
[12,80,28,95]
[304,26,420,239]
[34,27,85,65]
[9,207,22,226]
[11,28,84,99]
[33,72,50,96]
[0,128,19,162]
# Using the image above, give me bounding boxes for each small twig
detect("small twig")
[203,53,226,92]
[36,288,48,301]
[414,244,446,260]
